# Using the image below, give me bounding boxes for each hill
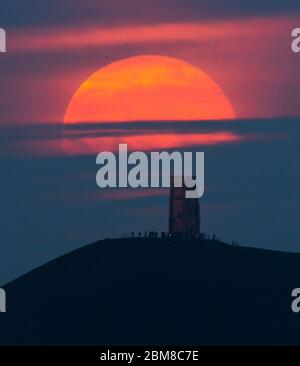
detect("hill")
[1,238,300,345]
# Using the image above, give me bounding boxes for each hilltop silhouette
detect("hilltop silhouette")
[1,237,300,345]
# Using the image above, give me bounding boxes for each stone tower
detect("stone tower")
[169,177,200,238]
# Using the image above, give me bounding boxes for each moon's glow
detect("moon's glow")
[64,55,235,123]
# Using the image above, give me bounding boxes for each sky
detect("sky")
[0,0,300,284]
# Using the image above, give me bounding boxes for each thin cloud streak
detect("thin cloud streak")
[0,118,294,158]
[11,17,288,53]
[0,118,295,142]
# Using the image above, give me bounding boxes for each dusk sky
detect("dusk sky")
[1,1,300,284]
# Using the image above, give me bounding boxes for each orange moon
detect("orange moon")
[64,55,235,123]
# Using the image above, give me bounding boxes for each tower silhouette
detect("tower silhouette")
[169,176,200,238]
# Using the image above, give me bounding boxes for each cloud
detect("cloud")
[0,118,292,158]
[10,18,288,53]
[3,0,300,28]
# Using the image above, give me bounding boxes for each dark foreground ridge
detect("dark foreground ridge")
[1,238,300,345]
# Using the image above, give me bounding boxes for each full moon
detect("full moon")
[64,55,235,123]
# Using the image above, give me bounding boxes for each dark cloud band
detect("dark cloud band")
[2,0,300,28]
